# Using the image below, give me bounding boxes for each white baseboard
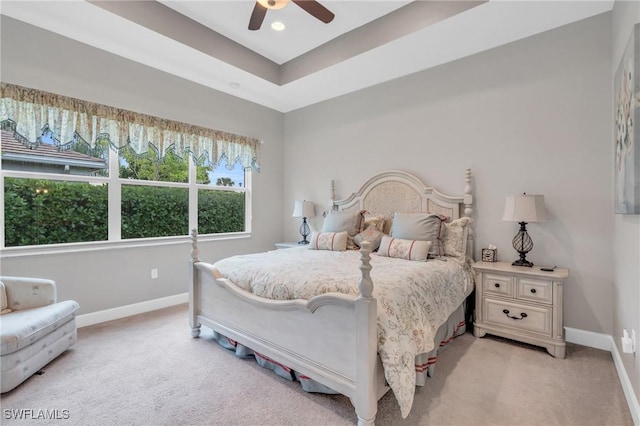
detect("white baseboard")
[610,336,640,426]
[76,293,188,328]
[565,326,613,351]
[565,327,639,425]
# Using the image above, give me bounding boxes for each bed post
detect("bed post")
[354,241,377,426]
[330,179,338,211]
[463,169,474,259]
[189,228,202,338]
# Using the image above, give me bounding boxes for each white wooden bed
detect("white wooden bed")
[189,169,474,425]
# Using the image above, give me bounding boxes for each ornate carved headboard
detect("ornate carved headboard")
[330,170,474,258]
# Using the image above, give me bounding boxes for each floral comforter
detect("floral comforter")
[213,247,474,418]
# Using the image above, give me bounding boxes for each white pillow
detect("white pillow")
[443,217,471,259]
[377,235,432,262]
[322,210,365,249]
[322,210,362,235]
[308,231,348,251]
[391,213,447,257]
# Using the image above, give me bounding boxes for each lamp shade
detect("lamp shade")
[292,200,315,218]
[502,194,546,223]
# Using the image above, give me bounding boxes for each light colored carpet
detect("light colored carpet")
[1,304,633,425]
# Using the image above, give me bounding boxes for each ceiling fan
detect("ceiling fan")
[249,0,335,31]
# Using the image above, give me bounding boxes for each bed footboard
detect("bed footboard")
[189,230,378,425]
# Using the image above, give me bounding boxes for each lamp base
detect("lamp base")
[512,222,534,268]
[298,218,310,245]
[512,258,534,267]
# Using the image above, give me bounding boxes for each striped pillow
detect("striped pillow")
[377,235,431,262]
[308,231,348,251]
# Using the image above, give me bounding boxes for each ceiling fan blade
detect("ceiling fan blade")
[292,0,334,24]
[248,2,267,30]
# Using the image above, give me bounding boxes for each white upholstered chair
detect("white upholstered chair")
[0,276,79,393]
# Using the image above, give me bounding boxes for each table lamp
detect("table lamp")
[502,193,546,267]
[292,200,315,244]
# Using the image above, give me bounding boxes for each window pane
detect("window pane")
[121,185,188,239]
[119,148,188,183]
[1,130,109,177]
[198,189,245,234]
[204,158,246,187]
[4,177,108,246]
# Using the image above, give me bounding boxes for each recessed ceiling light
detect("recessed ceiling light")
[271,21,285,31]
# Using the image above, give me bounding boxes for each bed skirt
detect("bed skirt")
[209,301,468,395]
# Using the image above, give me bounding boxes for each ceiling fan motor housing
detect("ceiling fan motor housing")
[258,0,289,10]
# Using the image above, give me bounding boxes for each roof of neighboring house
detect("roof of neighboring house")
[1,130,107,169]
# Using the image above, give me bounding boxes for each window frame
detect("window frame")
[1,148,251,255]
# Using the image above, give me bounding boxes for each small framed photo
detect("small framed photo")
[482,248,497,262]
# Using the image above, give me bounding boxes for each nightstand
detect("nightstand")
[472,261,570,358]
[275,242,306,249]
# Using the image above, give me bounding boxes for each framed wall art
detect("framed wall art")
[614,23,640,214]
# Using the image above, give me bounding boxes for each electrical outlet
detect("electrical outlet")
[622,329,637,354]
[622,330,633,353]
[151,268,158,279]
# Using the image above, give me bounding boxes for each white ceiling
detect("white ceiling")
[1,1,614,113]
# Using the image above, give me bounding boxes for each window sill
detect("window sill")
[0,232,251,258]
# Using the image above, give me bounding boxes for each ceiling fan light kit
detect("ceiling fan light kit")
[249,0,334,31]
[257,0,289,11]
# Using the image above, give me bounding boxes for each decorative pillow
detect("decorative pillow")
[377,236,432,262]
[391,213,447,257]
[322,210,365,249]
[443,217,471,259]
[354,227,385,251]
[0,281,11,315]
[362,213,386,233]
[308,231,348,251]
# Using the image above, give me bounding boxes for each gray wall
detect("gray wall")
[612,0,640,408]
[0,17,285,314]
[284,14,613,336]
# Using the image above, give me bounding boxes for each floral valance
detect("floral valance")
[0,83,260,170]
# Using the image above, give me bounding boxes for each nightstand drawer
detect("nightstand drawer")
[517,277,553,304]
[482,273,514,297]
[484,298,552,336]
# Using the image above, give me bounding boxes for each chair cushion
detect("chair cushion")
[0,300,79,356]
[0,281,11,315]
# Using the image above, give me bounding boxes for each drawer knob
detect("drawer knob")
[494,283,500,288]
[530,288,537,294]
[502,309,528,320]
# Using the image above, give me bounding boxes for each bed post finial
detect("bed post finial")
[463,169,474,259]
[358,241,374,299]
[190,228,200,262]
[464,169,473,219]
[330,179,337,211]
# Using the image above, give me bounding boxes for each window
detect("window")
[1,83,259,249]
[4,177,108,246]
[2,135,250,247]
[2,122,110,247]
[198,158,247,235]
[121,185,189,239]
